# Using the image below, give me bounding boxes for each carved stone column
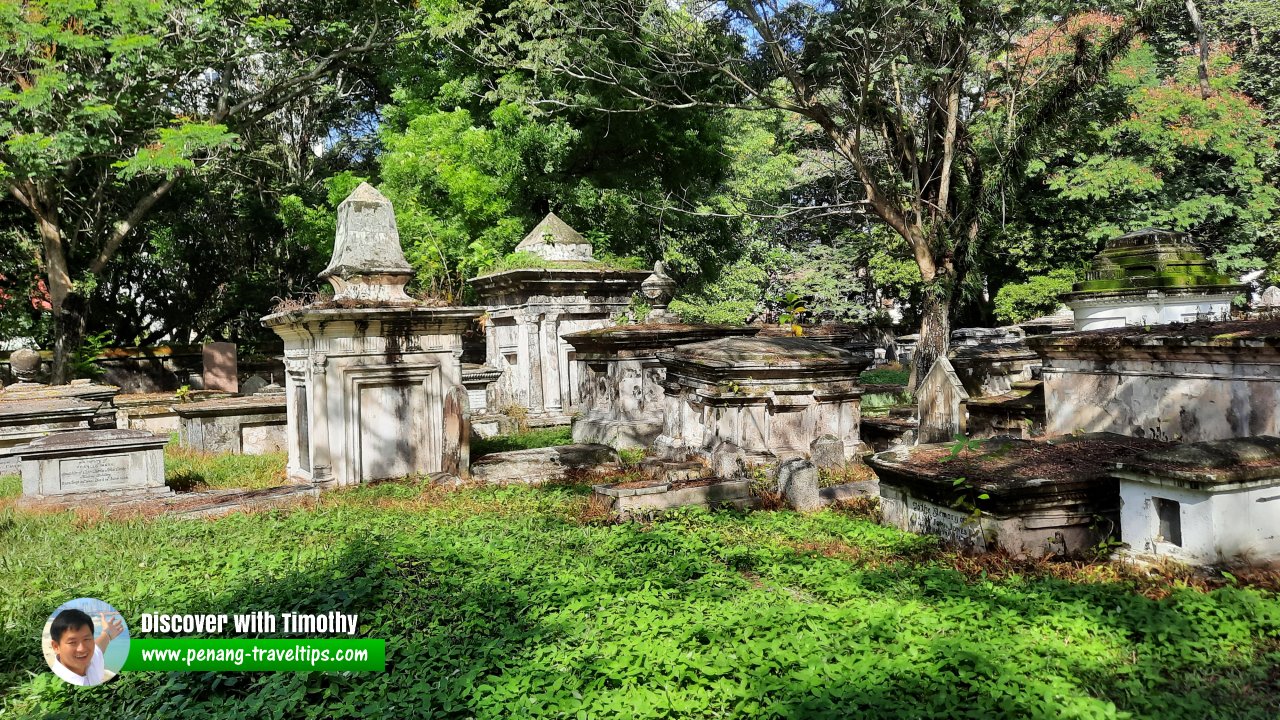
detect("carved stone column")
[308,352,334,484]
[542,312,562,413]
[526,314,544,414]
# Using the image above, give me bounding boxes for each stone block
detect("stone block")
[12,429,169,503]
[776,457,820,512]
[810,434,845,469]
[711,442,747,480]
[202,342,238,393]
[470,443,619,484]
[594,478,752,516]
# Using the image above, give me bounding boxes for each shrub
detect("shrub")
[993,269,1076,324]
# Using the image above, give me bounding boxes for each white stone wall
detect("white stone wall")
[1069,293,1234,331]
[1119,478,1280,565]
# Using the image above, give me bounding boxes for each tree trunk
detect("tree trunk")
[1185,0,1212,100]
[907,279,953,393]
[50,293,89,385]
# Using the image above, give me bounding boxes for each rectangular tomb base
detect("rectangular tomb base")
[572,415,663,450]
[878,484,1108,558]
[9,429,170,504]
[593,478,753,518]
[1111,436,1280,567]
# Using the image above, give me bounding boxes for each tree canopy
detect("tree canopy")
[1,0,1278,385]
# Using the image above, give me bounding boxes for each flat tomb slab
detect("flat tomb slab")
[593,478,752,517]
[869,433,1167,558]
[470,443,620,484]
[11,429,170,503]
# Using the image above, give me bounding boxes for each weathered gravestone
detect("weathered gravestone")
[240,374,269,396]
[809,434,846,470]
[202,342,238,393]
[776,457,821,512]
[917,357,969,444]
[11,429,169,504]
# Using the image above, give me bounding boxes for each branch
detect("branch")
[89,176,178,274]
[217,20,388,123]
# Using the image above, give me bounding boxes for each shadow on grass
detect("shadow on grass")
[2,506,1275,720]
[471,426,573,459]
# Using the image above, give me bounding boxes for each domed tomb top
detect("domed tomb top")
[513,212,593,261]
[1065,227,1242,299]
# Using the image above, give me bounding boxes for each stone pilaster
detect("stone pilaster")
[526,314,544,414]
[308,353,334,484]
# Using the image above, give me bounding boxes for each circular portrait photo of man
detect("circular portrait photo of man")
[42,598,130,687]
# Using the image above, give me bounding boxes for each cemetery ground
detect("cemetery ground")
[1,447,1279,719]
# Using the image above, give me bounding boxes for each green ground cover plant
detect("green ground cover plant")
[0,469,1277,719]
[471,426,574,458]
[860,365,911,386]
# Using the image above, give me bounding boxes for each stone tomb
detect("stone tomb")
[1111,436,1280,566]
[1062,227,1243,331]
[10,429,169,503]
[469,213,652,424]
[176,393,287,455]
[263,184,484,485]
[654,336,870,464]
[947,326,1039,398]
[563,324,757,449]
[0,398,100,474]
[2,374,120,431]
[115,390,235,434]
[1028,319,1280,443]
[870,434,1165,557]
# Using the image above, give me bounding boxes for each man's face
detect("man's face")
[51,624,94,675]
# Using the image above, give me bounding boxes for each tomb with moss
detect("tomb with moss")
[1062,227,1243,331]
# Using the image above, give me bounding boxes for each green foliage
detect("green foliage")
[617,447,647,466]
[67,330,112,379]
[993,270,1076,324]
[164,446,289,492]
[860,367,911,386]
[2,477,1279,718]
[1000,39,1280,283]
[0,0,400,371]
[471,426,574,458]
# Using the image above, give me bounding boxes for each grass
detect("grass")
[472,426,573,458]
[1,463,1278,718]
[860,365,910,386]
[164,445,290,491]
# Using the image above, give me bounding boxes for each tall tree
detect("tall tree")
[456,0,1174,387]
[0,0,404,381]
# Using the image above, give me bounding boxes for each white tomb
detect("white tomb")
[1112,436,1280,566]
[1062,228,1242,331]
[263,184,484,485]
[469,214,651,424]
